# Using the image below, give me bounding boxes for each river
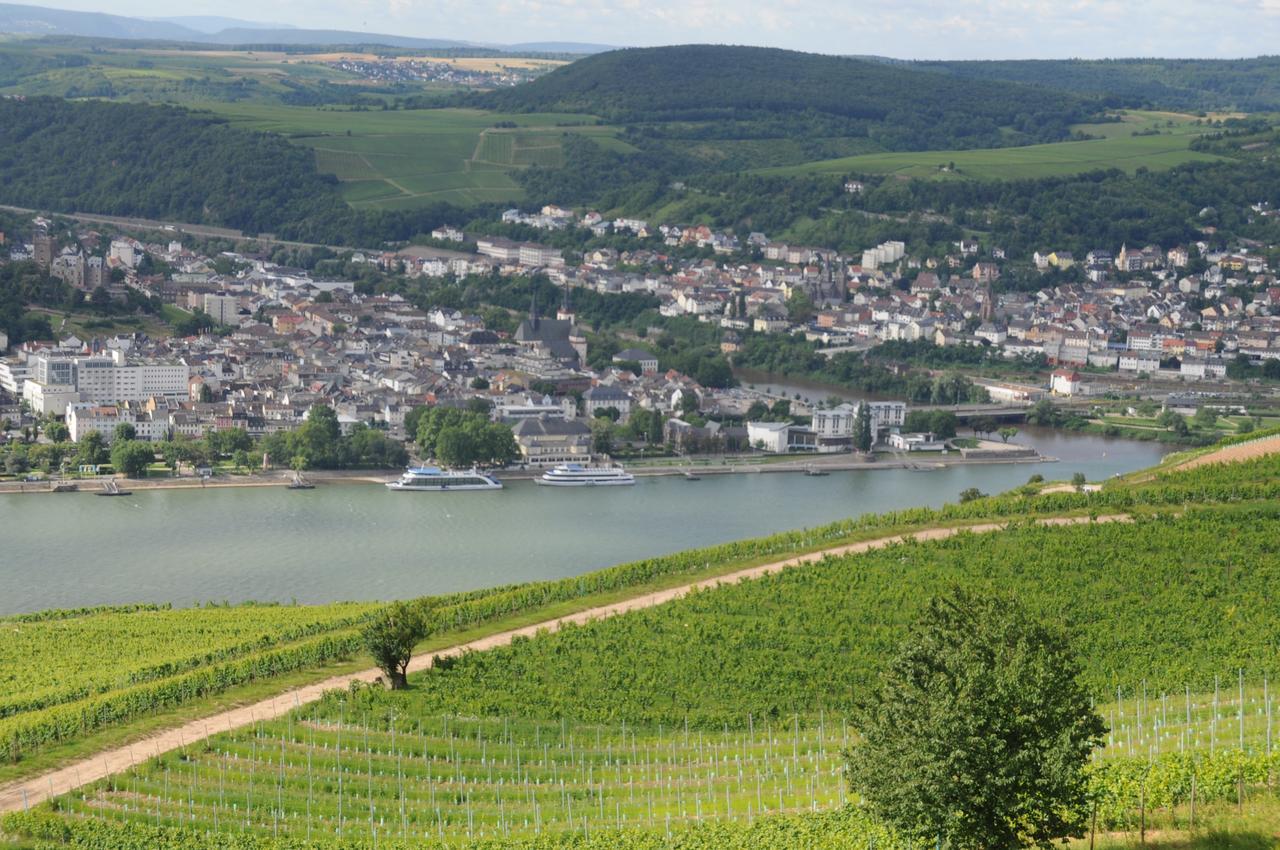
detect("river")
[0,428,1168,616]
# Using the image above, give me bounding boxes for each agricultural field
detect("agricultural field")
[0,42,373,104]
[198,102,627,208]
[10,448,1280,847]
[759,110,1226,181]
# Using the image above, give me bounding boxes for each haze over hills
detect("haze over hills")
[141,15,298,34]
[0,2,613,52]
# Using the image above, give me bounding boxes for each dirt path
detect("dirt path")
[0,514,1128,815]
[1171,434,1280,471]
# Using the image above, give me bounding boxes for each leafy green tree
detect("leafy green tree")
[998,426,1019,443]
[854,403,873,452]
[768,399,790,419]
[1192,406,1218,428]
[1071,472,1087,491]
[591,418,615,455]
[846,591,1105,850]
[362,602,430,690]
[110,440,155,478]
[44,421,69,442]
[113,422,136,443]
[470,376,490,390]
[75,431,107,467]
[1026,399,1062,427]
[294,404,342,468]
[928,410,958,439]
[971,415,999,438]
[745,400,770,421]
[432,418,517,468]
[958,487,986,503]
[594,406,621,422]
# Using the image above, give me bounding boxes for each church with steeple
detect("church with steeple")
[514,287,586,368]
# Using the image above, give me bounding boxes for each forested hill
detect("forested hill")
[0,98,470,244]
[911,57,1280,113]
[0,98,350,234]
[474,44,1094,152]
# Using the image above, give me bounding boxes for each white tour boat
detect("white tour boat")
[535,463,635,487]
[386,467,503,491]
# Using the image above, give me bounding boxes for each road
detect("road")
[0,514,1127,815]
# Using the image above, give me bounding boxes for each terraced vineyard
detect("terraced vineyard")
[196,102,626,208]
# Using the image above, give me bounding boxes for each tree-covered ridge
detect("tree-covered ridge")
[912,57,1280,113]
[476,45,1093,153]
[0,97,354,235]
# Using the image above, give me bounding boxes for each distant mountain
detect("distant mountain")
[475,45,1091,152]
[0,2,201,40]
[143,15,298,35]
[0,3,592,53]
[199,27,473,49]
[503,42,615,55]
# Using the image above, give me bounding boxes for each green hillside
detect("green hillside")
[759,110,1224,181]
[912,56,1280,113]
[475,45,1094,157]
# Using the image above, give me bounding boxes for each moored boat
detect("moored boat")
[386,466,503,491]
[536,463,635,487]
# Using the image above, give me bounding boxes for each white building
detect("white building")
[809,401,907,451]
[66,403,169,443]
[747,421,793,453]
[20,351,190,414]
[108,239,144,268]
[491,394,576,423]
[1050,369,1082,396]
[887,432,946,451]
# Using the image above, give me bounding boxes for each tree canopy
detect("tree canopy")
[846,590,1105,850]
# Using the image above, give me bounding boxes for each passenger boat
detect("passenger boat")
[536,463,635,487]
[386,466,503,491]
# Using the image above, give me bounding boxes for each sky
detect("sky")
[29,0,1280,58]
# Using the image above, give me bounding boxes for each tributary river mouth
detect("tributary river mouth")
[0,427,1169,615]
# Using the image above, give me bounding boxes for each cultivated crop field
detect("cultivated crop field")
[760,110,1225,181]
[198,102,624,208]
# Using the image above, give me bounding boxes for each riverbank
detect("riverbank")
[0,448,1051,496]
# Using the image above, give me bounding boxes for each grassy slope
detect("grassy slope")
[197,101,624,208]
[759,110,1226,180]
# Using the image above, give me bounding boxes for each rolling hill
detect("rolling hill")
[474,44,1095,154]
[912,57,1280,113]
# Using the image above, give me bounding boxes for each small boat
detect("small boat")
[536,463,635,487]
[386,466,503,491]
[682,468,701,481]
[50,482,78,493]
[97,480,133,497]
[804,465,830,477]
[287,472,315,490]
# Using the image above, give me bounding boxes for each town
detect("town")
[1,198,1276,479]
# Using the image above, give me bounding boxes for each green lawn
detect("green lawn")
[759,110,1226,180]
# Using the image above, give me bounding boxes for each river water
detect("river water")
[0,428,1168,616]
